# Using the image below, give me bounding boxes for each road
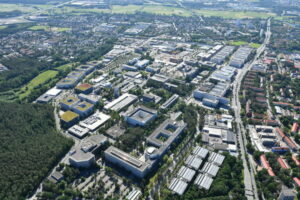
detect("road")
[232,18,271,200]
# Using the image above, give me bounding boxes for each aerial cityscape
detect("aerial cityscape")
[0,0,299,200]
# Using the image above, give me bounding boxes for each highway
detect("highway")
[231,18,271,200]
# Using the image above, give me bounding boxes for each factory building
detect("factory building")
[229,46,253,68]
[210,46,235,64]
[194,82,230,108]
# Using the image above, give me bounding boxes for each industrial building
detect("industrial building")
[210,46,235,64]
[200,162,220,177]
[184,155,203,170]
[229,46,253,68]
[177,166,196,182]
[208,152,225,166]
[194,173,213,190]
[192,146,209,159]
[168,178,188,196]
[104,93,138,112]
[194,82,230,108]
[126,189,142,200]
[124,106,157,126]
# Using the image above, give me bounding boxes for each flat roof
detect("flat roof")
[160,94,179,110]
[73,101,94,112]
[147,119,187,151]
[68,125,89,138]
[126,106,157,124]
[80,112,111,131]
[61,96,80,106]
[61,111,79,122]
[46,87,62,96]
[104,93,138,112]
[105,146,150,171]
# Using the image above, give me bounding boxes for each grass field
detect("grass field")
[194,10,276,19]
[0,26,6,30]
[228,40,261,48]
[48,4,278,19]
[29,25,70,32]
[18,70,58,99]
[250,43,261,48]
[228,41,249,46]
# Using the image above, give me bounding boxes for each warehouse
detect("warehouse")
[208,152,225,166]
[229,46,253,68]
[200,162,220,177]
[177,166,196,182]
[168,178,188,195]
[194,173,213,190]
[184,155,203,170]
[210,46,235,64]
[192,146,209,159]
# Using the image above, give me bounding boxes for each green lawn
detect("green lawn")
[250,43,261,48]
[0,25,7,30]
[29,25,70,32]
[19,70,58,99]
[228,41,249,46]
[228,40,261,48]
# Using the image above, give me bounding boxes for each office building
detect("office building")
[124,106,158,126]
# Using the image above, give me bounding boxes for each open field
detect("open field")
[228,40,262,48]
[18,70,58,99]
[0,25,6,30]
[194,9,276,19]
[228,41,249,46]
[0,3,52,12]
[47,4,280,19]
[29,25,70,32]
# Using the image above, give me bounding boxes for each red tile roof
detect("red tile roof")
[293,177,300,187]
[292,155,300,166]
[291,122,299,133]
[277,157,289,169]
